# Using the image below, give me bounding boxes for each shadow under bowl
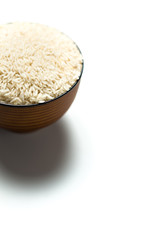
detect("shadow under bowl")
[0,60,84,133]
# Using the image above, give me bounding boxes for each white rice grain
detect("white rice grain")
[0,22,82,105]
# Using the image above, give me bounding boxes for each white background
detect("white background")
[0,0,160,239]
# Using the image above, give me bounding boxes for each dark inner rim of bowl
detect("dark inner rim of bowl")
[0,43,84,108]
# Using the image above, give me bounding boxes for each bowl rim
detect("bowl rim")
[0,44,84,108]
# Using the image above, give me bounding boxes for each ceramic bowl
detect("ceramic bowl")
[0,55,84,132]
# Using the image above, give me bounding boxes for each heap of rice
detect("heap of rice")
[0,22,82,105]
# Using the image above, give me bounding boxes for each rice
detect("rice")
[0,22,82,105]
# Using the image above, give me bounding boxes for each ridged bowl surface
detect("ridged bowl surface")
[0,61,83,132]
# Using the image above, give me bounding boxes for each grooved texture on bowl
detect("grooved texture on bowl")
[0,80,80,132]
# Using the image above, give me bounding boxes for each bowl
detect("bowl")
[0,56,84,133]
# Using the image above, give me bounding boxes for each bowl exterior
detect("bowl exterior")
[0,81,80,132]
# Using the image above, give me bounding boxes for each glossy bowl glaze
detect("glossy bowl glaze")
[0,58,84,133]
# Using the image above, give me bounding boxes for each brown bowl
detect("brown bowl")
[0,59,84,133]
